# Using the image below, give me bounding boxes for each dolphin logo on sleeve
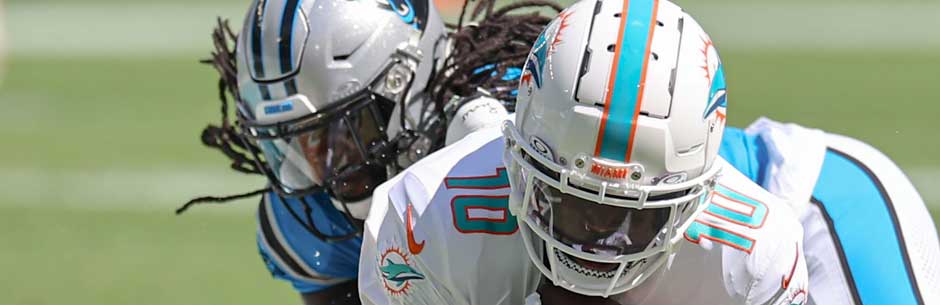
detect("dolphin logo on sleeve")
[380,259,426,284]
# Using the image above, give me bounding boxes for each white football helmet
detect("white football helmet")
[503,0,727,297]
[233,0,446,217]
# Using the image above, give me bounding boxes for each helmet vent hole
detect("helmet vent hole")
[614,12,621,18]
[651,52,659,60]
[607,44,616,52]
[657,21,664,27]
[580,49,593,77]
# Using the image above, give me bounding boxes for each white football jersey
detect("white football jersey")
[611,161,809,305]
[360,126,809,305]
[359,126,540,305]
[741,118,939,305]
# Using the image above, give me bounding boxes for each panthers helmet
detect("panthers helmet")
[233,0,446,219]
[504,0,727,296]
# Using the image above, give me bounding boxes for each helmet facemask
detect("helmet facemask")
[183,0,447,243]
[240,51,443,199]
[235,51,445,241]
[503,121,719,297]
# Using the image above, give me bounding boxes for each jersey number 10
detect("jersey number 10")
[444,168,519,235]
[684,184,769,254]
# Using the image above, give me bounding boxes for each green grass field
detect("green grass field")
[0,0,938,304]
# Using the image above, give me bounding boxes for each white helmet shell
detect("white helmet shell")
[230,0,447,200]
[505,0,726,297]
[235,0,445,123]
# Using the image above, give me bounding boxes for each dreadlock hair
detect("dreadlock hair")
[180,1,563,213]
[177,18,270,214]
[428,0,563,117]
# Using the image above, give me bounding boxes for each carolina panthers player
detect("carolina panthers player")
[358,0,810,304]
[180,0,447,304]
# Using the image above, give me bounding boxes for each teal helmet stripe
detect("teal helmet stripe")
[596,0,659,162]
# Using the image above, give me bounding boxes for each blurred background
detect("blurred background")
[0,0,937,304]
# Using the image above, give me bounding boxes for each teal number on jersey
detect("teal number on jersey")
[705,184,768,228]
[445,168,518,235]
[685,184,768,253]
[444,168,510,189]
[452,195,518,234]
[685,222,756,253]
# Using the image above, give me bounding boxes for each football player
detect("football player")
[358,0,811,304]
[439,1,940,303]
[179,0,561,304]
[180,0,448,304]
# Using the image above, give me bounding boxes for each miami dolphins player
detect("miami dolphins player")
[434,0,940,303]
[358,0,811,304]
[179,0,448,304]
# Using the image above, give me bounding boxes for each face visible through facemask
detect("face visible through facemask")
[533,181,670,272]
[296,108,387,202]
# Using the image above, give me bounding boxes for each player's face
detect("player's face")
[296,106,387,202]
[251,103,389,201]
[531,180,670,260]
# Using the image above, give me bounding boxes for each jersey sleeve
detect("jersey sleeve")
[358,174,408,305]
[718,202,808,305]
[256,192,361,294]
[359,128,540,305]
[743,117,827,217]
[686,161,810,305]
[444,95,510,145]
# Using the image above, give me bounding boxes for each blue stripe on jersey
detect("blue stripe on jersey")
[812,149,923,305]
[598,0,657,161]
[257,235,323,293]
[718,127,769,185]
[259,192,363,292]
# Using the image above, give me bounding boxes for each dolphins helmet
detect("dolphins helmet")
[234,0,446,220]
[504,0,727,297]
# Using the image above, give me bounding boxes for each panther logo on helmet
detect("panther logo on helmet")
[388,0,430,31]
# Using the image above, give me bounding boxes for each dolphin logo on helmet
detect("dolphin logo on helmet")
[506,0,728,297]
